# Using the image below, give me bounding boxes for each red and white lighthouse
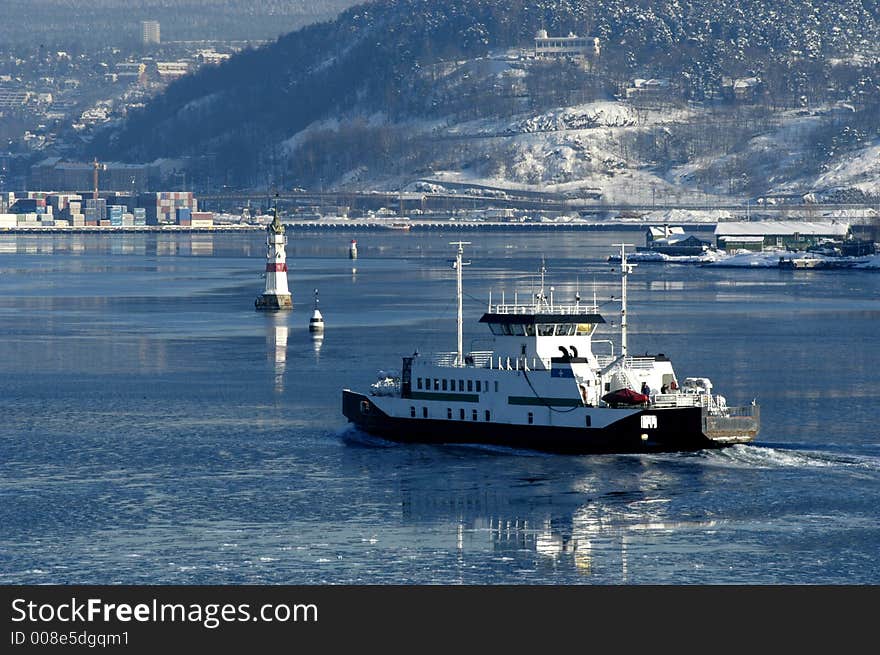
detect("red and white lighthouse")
[255,206,292,310]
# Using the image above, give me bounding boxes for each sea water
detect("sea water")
[0,230,878,584]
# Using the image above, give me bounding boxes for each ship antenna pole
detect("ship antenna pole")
[613,243,635,357]
[450,241,471,367]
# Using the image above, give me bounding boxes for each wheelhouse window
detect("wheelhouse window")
[458,380,464,391]
[488,323,504,336]
[537,323,555,336]
[417,378,423,390]
[510,324,526,336]
[459,408,465,420]
[472,409,478,421]
[555,324,576,336]
[575,323,593,336]
[442,379,448,391]
[501,323,513,336]
[475,380,481,392]
[524,324,536,336]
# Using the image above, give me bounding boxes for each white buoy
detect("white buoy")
[255,202,292,310]
[349,239,358,259]
[309,288,324,333]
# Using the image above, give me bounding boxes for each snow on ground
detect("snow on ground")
[703,250,794,267]
[812,139,880,195]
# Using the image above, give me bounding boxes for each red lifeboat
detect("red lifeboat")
[601,388,649,406]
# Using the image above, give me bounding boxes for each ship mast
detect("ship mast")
[451,241,470,366]
[613,243,635,357]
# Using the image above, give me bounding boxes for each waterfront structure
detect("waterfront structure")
[255,207,292,310]
[641,225,711,256]
[714,220,851,251]
[343,244,758,454]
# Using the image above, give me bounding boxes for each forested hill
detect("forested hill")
[90,0,880,194]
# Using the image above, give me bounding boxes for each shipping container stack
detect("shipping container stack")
[190,211,214,228]
[138,191,197,225]
[84,198,107,227]
[108,204,125,227]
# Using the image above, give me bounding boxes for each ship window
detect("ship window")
[488,323,504,336]
[576,323,593,336]
[447,408,452,419]
[475,380,481,392]
[485,410,491,421]
[442,379,447,391]
[467,380,473,392]
[524,324,536,336]
[417,377,423,390]
[460,408,465,420]
[528,412,534,424]
[586,415,591,427]
[494,381,499,392]
[472,409,478,421]
[449,379,455,390]
[410,406,416,417]
[510,324,525,336]
[501,323,513,335]
[422,407,428,418]
[555,324,575,336]
[433,378,439,390]
[458,380,464,391]
[484,380,488,392]
[538,323,555,336]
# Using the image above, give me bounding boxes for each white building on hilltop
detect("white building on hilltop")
[534,30,600,58]
[142,21,160,46]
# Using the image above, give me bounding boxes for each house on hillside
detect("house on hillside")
[721,76,762,102]
[714,221,851,251]
[533,31,600,59]
[625,78,674,102]
[640,225,712,255]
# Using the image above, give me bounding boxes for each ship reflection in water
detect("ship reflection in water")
[393,453,713,581]
[265,312,289,393]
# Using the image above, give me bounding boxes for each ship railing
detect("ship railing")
[649,393,707,408]
[427,351,495,368]
[491,302,599,315]
[425,351,553,371]
[596,355,657,370]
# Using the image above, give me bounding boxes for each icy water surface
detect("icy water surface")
[0,230,878,584]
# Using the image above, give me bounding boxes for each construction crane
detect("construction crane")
[92,157,106,201]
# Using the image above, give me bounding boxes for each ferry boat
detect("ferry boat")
[342,243,759,454]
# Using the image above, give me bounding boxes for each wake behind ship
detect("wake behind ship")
[342,244,759,454]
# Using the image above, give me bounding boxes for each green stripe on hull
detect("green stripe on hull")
[409,391,480,403]
[508,396,582,407]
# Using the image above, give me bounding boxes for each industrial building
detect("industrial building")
[714,221,851,251]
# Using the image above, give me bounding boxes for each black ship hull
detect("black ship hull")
[342,390,753,455]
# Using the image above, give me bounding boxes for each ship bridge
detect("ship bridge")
[478,302,607,370]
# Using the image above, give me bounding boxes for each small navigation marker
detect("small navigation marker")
[349,239,358,259]
[255,199,292,311]
[309,288,325,333]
